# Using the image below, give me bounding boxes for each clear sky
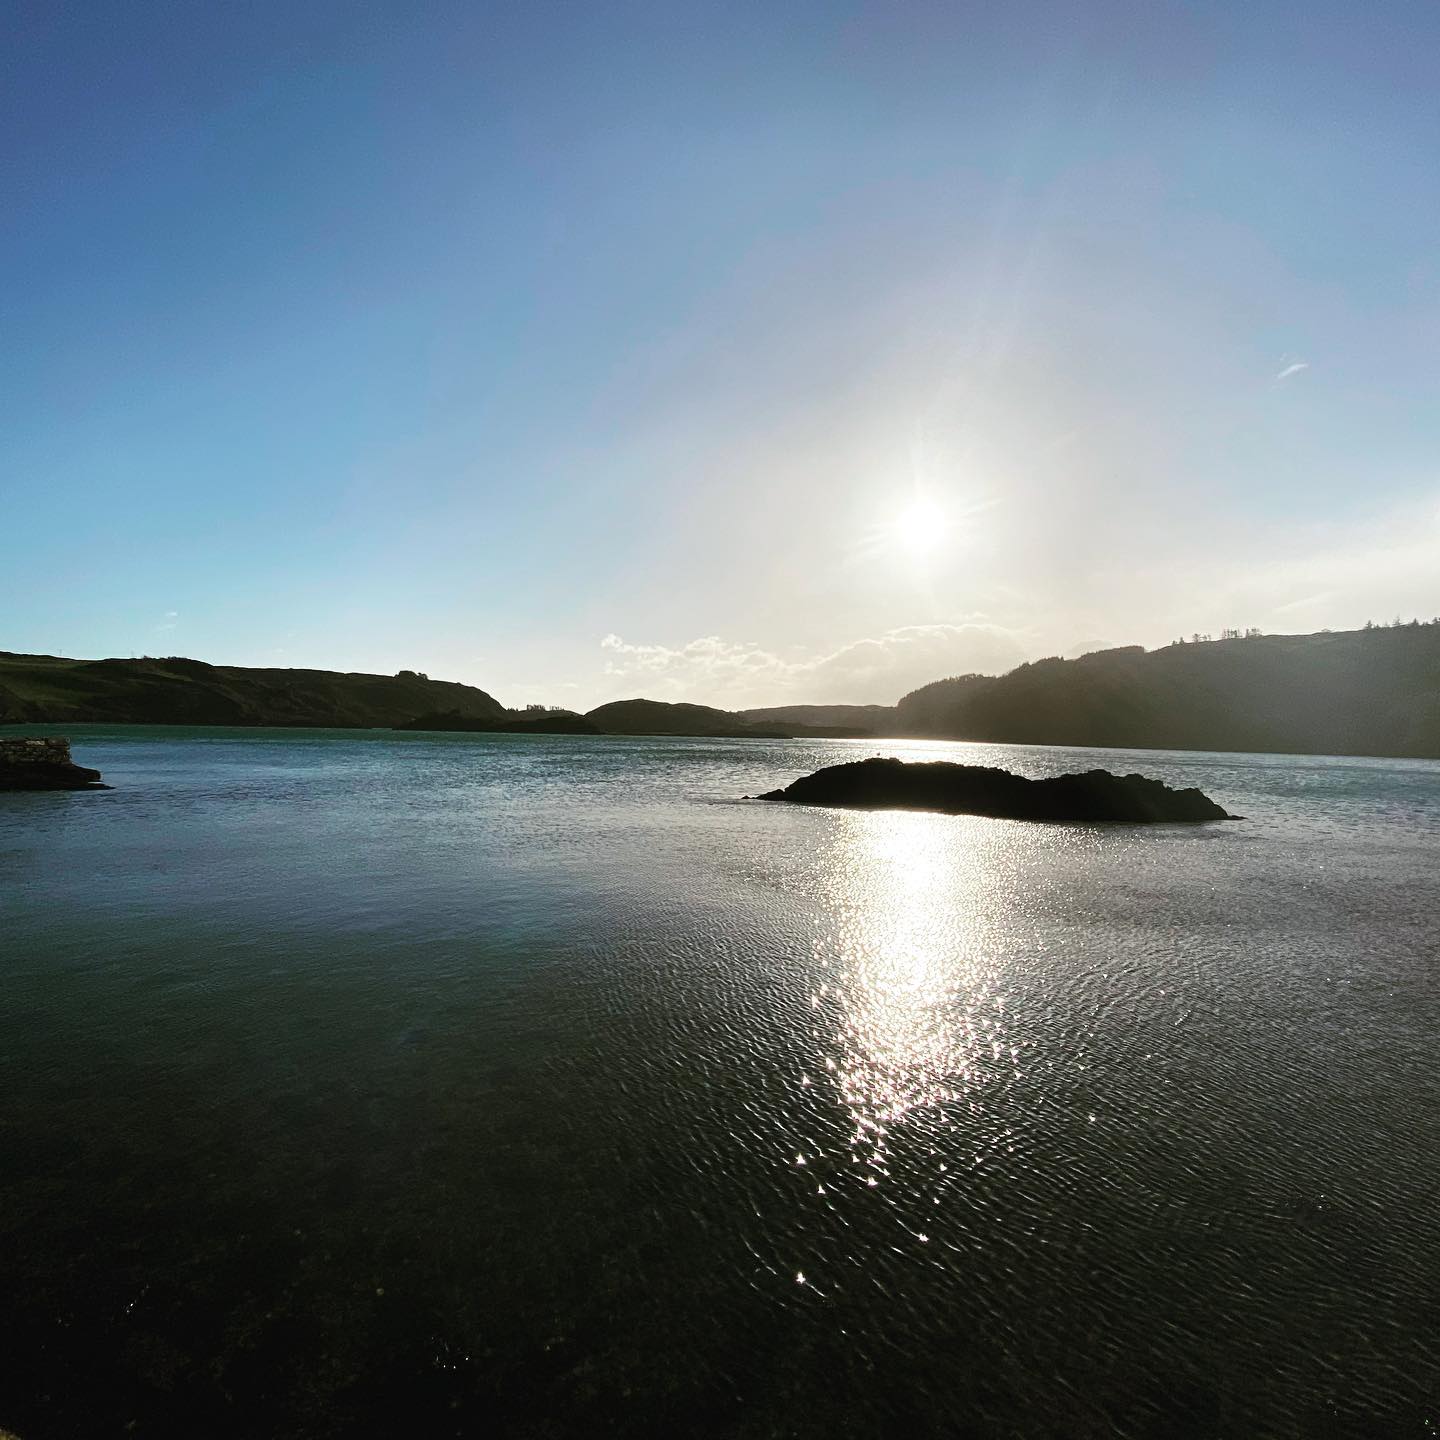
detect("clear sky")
[5,1,1438,709]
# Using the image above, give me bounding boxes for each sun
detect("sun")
[894,498,948,556]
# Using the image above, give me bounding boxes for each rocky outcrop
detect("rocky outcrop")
[752,756,1234,822]
[0,737,109,790]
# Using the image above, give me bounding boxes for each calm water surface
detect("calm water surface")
[1,727,1437,1438]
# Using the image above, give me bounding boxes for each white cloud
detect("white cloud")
[1136,492,1440,638]
[1272,592,1333,614]
[1275,360,1310,382]
[1220,514,1439,624]
[599,622,1030,707]
[594,492,1440,709]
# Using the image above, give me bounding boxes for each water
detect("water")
[1,726,1437,1438]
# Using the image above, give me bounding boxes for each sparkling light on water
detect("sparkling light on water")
[819,812,1018,1176]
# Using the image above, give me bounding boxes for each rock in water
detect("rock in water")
[753,757,1233,823]
[0,737,109,791]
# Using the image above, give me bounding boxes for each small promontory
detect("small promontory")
[752,757,1234,823]
[0,737,109,791]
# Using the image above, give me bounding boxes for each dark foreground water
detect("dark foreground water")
[1,727,1437,1438]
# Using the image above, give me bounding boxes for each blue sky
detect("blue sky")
[4,0,1438,708]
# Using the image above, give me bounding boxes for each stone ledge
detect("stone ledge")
[0,737,109,790]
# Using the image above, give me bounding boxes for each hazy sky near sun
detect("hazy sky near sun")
[4,1,1439,709]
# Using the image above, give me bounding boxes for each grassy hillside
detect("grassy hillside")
[896,627,1440,758]
[0,653,507,728]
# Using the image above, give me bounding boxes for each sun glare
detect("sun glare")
[895,498,948,556]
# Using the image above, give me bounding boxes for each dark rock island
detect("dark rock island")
[0,737,109,791]
[753,757,1235,823]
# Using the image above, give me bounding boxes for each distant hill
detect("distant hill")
[0,653,507,729]
[737,703,898,737]
[396,710,601,735]
[896,628,1440,758]
[7,625,1438,757]
[585,698,790,738]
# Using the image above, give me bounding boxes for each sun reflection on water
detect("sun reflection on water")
[813,811,1019,1182]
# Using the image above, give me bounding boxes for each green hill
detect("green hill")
[896,627,1440,758]
[0,652,507,729]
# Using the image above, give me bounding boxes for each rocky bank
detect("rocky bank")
[0,737,109,790]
